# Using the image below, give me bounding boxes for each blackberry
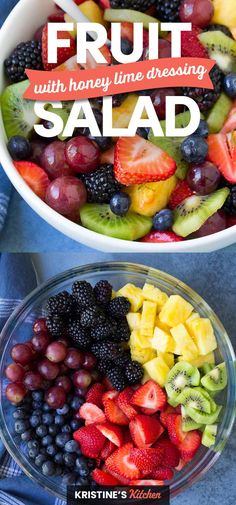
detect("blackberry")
[67,319,92,350]
[107,297,131,318]
[94,280,112,306]
[115,351,132,368]
[80,307,105,328]
[80,164,122,203]
[112,318,130,342]
[97,360,113,374]
[4,40,43,83]
[46,315,66,338]
[223,184,236,215]
[107,367,127,392]
[125,361,144,384]
[155,0,181,22]
[90,320,114,341]
[203,24,232,38]
[46,291,73,316]
[72,281,95,307]
[91,341,124,360]
[110,0,156,11]
[182,65,223,112]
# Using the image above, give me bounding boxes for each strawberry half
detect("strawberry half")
[73,425,105,458]
[160,405,181,428]
[181,26,208,58]
[79,403,106,425]
[96,423,123,447]
[102,390,119,405]
[154,438,180,469]
[14,161,50,200]
[104,398,129,426]
[106,443,140,480]
[92,468,121,486]
[130,448,164,472]
[140,231,183,243]
[208,132,236,183]
[166,414,186,447]
[104,466,130,485]
[178,430,202,462]
[129,479,164,486]
[100,440,116,460]
[117,387,138,420]
[151,467,174,480]
[169,181,194,209]
[131,380,167,413]
[42,24,76,71]
[129,415,164,448]
[86,383,105,408]
[114,136,176,185]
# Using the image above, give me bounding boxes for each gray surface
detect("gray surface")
[32,251,236,505]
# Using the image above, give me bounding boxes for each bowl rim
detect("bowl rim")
[0,0,236,252]
[0,261,235,500]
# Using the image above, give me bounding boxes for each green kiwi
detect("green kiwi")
[207,93,233,133]
[202,424,218,448]
[165,362,200,400]
[1,80,40,139]
[199,31,236,73]
[194,387,217,413]
[176,387,211,413]
[200,363,215,375]
[172,188,230,238]
[181,406,203,432]
[80,203,152,240]
[185,404,222,425]
[104,9,165,33]
[201,362,227,392]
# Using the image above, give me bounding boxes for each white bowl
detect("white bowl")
[0,0,236,252]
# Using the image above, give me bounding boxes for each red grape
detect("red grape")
[6,383,27,404]
[57,337,70,347]
[193,211,227,237]
[55,375,72,393]
[30,140,48,166]
[187,162,221,195]
[151,88,181,120]
[143,38,171,60]
[41,141,74,179]
[33,318,48,334]
[45,176,87,216]
[45,342,68,363]
[32,333,50,353]
[65,137,100,174]
[75,387,88,397]
[23,371,43,391]
[73,370,92,388]
[59,363,69,374]
[83,353,97,371]
[37,358,60,380]
[11,344,33,365]
[45,386,66,409]
[5,363,25,383]
[64,348,84,369]
[179,0,214,27]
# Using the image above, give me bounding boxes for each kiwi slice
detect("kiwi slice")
[80,203,152,240]
[172,188,230,238]
[207,93,233,133]
[1,80,40,139]
[104,9,163,33]
[181,406,203,432]
[176,387,211,413]
[201,363,227,392]
[198,31,236,74]
[200,363,215,375]
[194,386,217,413]
[202,424,218,448]
[165,362,200,400]
[185,404,222,425]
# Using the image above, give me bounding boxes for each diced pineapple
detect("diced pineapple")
[127,177,177,217]
[187,318,217,355]
[142,283,169,311]
[212,0,236,28]
[144,356,170,387]
[131,346,156,365]
[118,283,144,312]
[158,352,175,368]
[185,312,201,338]
[111,290,116,299]
[140,301,158,337]
[178,352,215,367]
[142,371,152,384]
[126,313,141,331]
[130,330,151,349]
[170,323,198,356]
[159,295,194,327]
[151,327,175,353]
[155,316,172,333]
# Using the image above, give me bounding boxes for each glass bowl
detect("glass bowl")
[0,262,235,501]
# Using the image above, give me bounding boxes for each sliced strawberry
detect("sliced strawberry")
[167,414,186,447]
[42,24,76,71]
[114,136,176,185]
[54,55,80,72]
[140,231,183,243]
[86,383,105,408]
[100,146,115,165]
[82,45,112,69]
[117,387,138,420]
[79,403,106,425]
[73,425,105,458]
[48,9,65,22]
[169,181,194,209]
[178,430,202,462]
[99,0,111,9]
[131,381,167,413]
[92,468,121,486]
[181,26,208,58]
[104,398,129,426]
[106,443,140,480]
[100,440,117,460]
[121,22,134,43]
[208,132,236,183]
[160,405,181,428]
[104,466,130,485]
[102,390,119,405]
[175,458,187,471]
[154,438,180,469]
[151,467,174,480]
[130,448,164,472]
[97,423,123,447]
[129,479,164,486]
[129,415,164,448]
[14,161,50,200]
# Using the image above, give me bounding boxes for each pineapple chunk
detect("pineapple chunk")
[159,295,194,327]
[155,316,172,333]
[178,352,215,367]
[130,330,151,349]
[127,177,177,217]
[144,356,170,387]
[142,283,169,311]
[158,352,175,368]
[185,312,201,338]
[126,312,141,331]
[142,371,152,384]
[170,323,198,356]
[131,346,156,365]
[140,301,158,337]
[118,283,144,312]
[152,327,175,353]
[212,0,236,28]
[187,318,217,355]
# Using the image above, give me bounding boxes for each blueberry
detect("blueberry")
[65,440,79,453]
[43,402,51,412]
[61,424,72,434]
[76,456,88,469]
[14,420,30,434]
[32,409,42,417]
[54,452,64,465]
[180,136,208,163]
[62,473,77,485]
[29,415,41,428]
[70,397,83,410]
[32,390,44,402]
[56,433,71,448]
[223,72,236,98]
[54,414,65,426]
[110,192,131,216]
[87,459,95,469]
[78,477,90,486]
[46,444,57,457]
[193,119,209,138]
[42,413,54,425]
[36,425,48,438]
[63,453,77,468]
[55,465,63,476]
[121,38,133,55]
[152,208,173,231]
[35,454,47,467]
[92,136,113,152]
[32,400,43,410]
[57,404,69,415]
[27,440,39,450]
[42,461,56,476]
[21,430,32,442]
[7,136,31,161]
[28,445,40,459]
[70,419,82,431]
[78,465,90,477]
[49,425,60,436]
[136,127,150,139]
[42,435,53,447]
[13,407,29,420]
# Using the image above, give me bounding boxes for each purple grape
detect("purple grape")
[45,176,87,216]
[187,161,221,195]
[193,211,227,237]
[41,141,74,179]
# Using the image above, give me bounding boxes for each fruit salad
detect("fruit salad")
[1,0,236,243]
[5,278,227,486]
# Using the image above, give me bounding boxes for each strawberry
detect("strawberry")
[99,0,111,9]
[106,443,140,480]
[181,26,208,58]
[92,468,121,486]
[117,387,138,420]
[166,414,186,447]
[121,22,134,43]
[100,440,116,460]
[86,383,105,408]
[154,438,180,468]
[48,9,65,22]
[151,467,174,480]
[14,161,50,200]
[129,415,164,448]
[178,430,202,462]
[73,425,105,458]
[79,403,106,425]
[175,458,187,471]
[169,181,194,209]
[102,390,119,404]
[42,24,76,71]
[160,405,181,428]
[114,136,176,186]
[130,448,164,472]
[131,381,167,413]
[140,231,183,243]
[221,102,236,134]
[208,132,236,183]
[96,423,123,447]
[104,466,130,485]
[129,479,164,486]
[104,398,129,426]
[82,44,112,69]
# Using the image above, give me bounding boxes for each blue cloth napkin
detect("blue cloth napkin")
[0,254,65,505]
